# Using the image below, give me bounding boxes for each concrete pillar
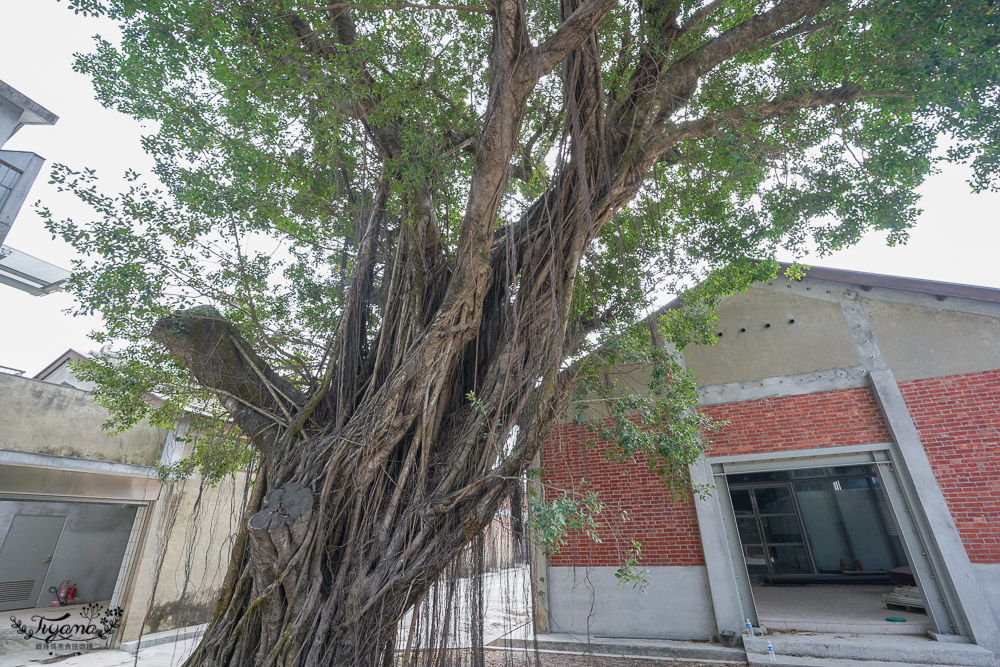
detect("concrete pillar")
[870,369,1000,653]
[159,418,191,465]
[689,459,751,634]
[527,451,549,634]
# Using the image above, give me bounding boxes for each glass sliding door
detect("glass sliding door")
[730,483,813,578]
[729,465,907,580]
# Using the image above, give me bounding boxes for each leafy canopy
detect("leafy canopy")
[45,0,1000,484]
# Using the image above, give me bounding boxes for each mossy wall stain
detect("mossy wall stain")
[144,598,214,634]
[0,374,167,466]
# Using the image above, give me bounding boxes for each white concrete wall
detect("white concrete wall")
[546,566,716,639]
[0,374,166,466]
[973,564,1000,638]
[119,473,249,641]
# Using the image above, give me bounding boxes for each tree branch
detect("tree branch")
[643,82,883,154]
[434,0,533,327]
[152,306,306,453]
[643,0,834,125]
[531,0,620,74]
[308,1,492,13]
[326,4,358,44]
[678,0,728,36]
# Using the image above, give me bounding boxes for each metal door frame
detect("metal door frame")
[698,443,962,636]
[105,504,150,649]
[726,481,816,578]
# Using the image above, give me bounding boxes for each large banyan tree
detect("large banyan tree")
[48,0,998,663]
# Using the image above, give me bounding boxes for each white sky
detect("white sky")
[1,1,999,376]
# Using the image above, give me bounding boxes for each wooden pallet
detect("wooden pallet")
[883,585,926,613]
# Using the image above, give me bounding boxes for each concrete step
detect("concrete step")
[747,655,990,667]
[744,632,996,667]
[491,633,746,663]
[759,617,929,635]
[119,623,206,654]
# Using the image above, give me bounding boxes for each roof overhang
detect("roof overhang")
[0,245,71,295]
[659,261,1000,313]
[0,80,59,131]
[33,349,89,382]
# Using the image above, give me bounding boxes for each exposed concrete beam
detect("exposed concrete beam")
[752,278,1000,319]
[839,294,888,371]
[698,365,868,406]
[710,442,891,469]
[840,296,981,643]
[0,448,158,478]
[869,369,1000,654]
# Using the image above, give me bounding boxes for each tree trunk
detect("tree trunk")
[181,428,533,666]
[155,102,610,664]
[153,261,569,666]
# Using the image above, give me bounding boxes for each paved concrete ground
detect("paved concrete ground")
[4,578,991,666]
[753,584,928,634]
[483,650,742,666]
[7,630,997,666]
[2,600,117,666]
[7,601,113,629]
[1,639,742,666]
[745,631,996,667]
[0,636,200,666]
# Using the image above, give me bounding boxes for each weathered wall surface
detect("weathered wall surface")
[0,374,165,465]
[683,288,860,386]
[0,373,248,642]
[119,473,249,642]
[546,566,716,638]
[973,564,1000,638]
[865,299,1000,382]
[900,370,1000,564]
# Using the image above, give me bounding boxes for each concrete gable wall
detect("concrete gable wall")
[683,287,859,386]
[683,279,1000,387]
[864,298,1000,381]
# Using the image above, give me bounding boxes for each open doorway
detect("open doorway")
[728,465,928,634]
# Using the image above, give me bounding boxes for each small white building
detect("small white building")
[0,351,244,655]
[0,79,70,295]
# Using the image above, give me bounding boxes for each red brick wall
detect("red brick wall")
[542,378,1000,568]
[700,387,891,456]
[899,370,1000,564]
[541,422,704,567]
[542,387,890,568]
